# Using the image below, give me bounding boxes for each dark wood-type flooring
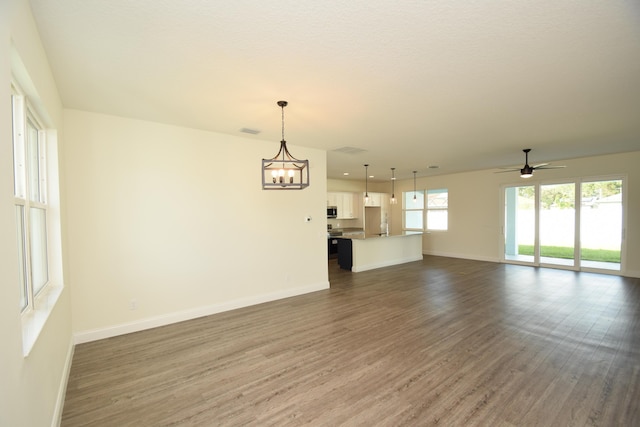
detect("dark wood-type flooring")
[62,256,640,426]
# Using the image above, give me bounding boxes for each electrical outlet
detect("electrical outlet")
[129,299,137,310]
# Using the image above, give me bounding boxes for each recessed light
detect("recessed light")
[428,165,439,169]
[343,172,350,176]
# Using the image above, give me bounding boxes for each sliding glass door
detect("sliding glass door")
[504,185,535,263]
[539,183,575,267]
[580,179,622,271]
[503,178,623,273]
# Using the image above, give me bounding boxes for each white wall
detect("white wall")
[63,110,329,340]
[388,151,640,277]
[1,1,73,426]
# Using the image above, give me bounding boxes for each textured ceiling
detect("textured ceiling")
[29,0,640,181]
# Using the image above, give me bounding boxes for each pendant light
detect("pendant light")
[413,170,418,203]
[364,164,369,203]
[262,101,309,190]
[390,168,397,205]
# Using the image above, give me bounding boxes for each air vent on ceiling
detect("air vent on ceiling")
[333,146,367,155]
[240,127,261,135]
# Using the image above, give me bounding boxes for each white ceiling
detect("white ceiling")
[29,0,640,181]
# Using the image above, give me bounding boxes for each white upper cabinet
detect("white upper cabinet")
[327,192,359,219]
[364,192,382,207]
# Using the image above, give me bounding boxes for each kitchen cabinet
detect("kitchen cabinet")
[339,193,356,219]
[339,233,422,272]
[363,192,392,208]
[328,192,360,219]
[337,238,353,270]
[364,192,391,219]
[364,192,382,207]
[363,193,391,235]
[327,192,338,207]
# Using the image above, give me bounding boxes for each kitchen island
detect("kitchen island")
[337,232,422,272]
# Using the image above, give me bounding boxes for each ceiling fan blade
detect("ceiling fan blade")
[534,165,566,170]
[495,149,566,176]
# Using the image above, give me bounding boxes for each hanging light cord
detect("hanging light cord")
[364,164,369,198]
[281,103,285,143]
[391,168,396,203]
[272,100,303,164]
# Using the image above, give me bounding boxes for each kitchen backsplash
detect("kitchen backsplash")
[327,218,363,229]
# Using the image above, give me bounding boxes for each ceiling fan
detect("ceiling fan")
[497,148,566,178]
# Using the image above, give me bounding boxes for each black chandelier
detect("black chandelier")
[262,101,309,190]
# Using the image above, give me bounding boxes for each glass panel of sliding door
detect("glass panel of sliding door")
[504,185,535,263]
[580,179,622,271]
[539,183,575,267]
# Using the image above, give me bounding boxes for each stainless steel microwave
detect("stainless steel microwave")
[327,207,337,218]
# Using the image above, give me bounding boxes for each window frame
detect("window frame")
[12,82,51,316]
[426,188,448,231]
[12,49,64,356]
[501,176,626,274]
[402,189,425,231]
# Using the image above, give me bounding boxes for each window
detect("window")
[403,190,424,230]
[12,52,63,356]
[426,188,448,231]
[403,188,448,231]
[12,84,50,314]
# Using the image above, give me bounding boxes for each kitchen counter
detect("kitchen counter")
[328,228,364,236]
[337,231,422,240]
[337,232,422,272]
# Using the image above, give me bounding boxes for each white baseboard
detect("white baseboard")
[352,255,424,272]
[423,250,501,264]
[51,338,74,427]
[74,281,329,344]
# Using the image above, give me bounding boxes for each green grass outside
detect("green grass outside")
[518,245,621,263]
